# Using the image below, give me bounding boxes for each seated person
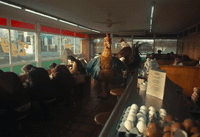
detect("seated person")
[158,50,162,55]
[68,55,86,75]
[0,69,31,121]
[21,64,56,120]
[51,65,76,105]
[21,64,56,102]
[173,56,183,66]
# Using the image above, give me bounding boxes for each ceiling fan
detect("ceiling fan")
[94,13,124,27]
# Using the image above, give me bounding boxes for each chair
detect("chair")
[110,87,126,100]
[94,112,111,126]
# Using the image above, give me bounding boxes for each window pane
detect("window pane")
[154,39,177,54]
[0,28,9,66]
[40,33,60,60]
[10,30,36,64]
[61,36,74,52]
[75,38,82,54]
[133,39,154,58]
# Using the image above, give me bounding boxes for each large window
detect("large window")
[10,30,36,64]
[61,36,74,52]
[154,39,177,54]
[0,28,9,66]
[40,33,60,60]
[133,39,154,58]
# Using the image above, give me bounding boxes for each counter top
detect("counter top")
[99,70,193,137]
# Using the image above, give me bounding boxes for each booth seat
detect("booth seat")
[156,60,198,66]
[160,65,200,97]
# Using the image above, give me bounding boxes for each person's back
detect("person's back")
[0,72,30,110]
[26,67,55,101]
[51,65,76,105]
[51,65,76,91]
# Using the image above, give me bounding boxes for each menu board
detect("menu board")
[146,70,166,100]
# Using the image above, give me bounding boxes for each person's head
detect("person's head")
[0,69,3,74]
[170,52,174,55]
[49,62,57,73]
[21,64,34,74]
[158,50,162,54]
[68,55,77,64]
[120,38,125,43]
[174,56,183,65]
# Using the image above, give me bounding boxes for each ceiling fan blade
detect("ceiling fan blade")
[93,21,107,24]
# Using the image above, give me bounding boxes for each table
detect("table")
[99,70,193,137]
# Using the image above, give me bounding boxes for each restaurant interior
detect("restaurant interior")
[0,0,200,137]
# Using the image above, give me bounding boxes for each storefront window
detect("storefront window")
[154,39,177,54]
[75,38,82,54]
[133,39,154,58]
[10,30,36,64]
[0,28,9,66]
[61,36,74,52]
[40,33,60,60]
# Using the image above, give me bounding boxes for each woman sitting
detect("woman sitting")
[68,55,86,75]
[173,56,183,66]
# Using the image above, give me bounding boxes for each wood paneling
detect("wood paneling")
[177,33,200,61]
[160,65,200,97]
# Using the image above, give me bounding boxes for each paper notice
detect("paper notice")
[146,70,166,100]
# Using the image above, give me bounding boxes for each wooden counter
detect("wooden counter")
[99,70,193,137]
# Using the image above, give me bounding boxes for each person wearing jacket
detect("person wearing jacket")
[21,64,56,120]
[51,65,76,106]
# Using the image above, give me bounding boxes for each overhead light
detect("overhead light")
[151,6,154,18]
[79,26,91,31]
[150,29,152,33]
[92,30,100,33]
[0,1,21,9]
[150,19,152,25]
[59,19,78,27]
[25,9,57,20]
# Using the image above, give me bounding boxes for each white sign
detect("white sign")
[146,70,166,100]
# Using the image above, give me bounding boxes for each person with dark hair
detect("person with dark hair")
[0,71,31,136]
[173,56,183,66]
[51,65,76,105]
[68,55,86,74]
[158,50,162,54]
[0,71,31,120]
[21,64,34,74]
[22,64,56,120]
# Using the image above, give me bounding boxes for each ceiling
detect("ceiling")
[1,0,200,35]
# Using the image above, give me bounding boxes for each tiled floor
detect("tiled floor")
[16,78,118,137]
